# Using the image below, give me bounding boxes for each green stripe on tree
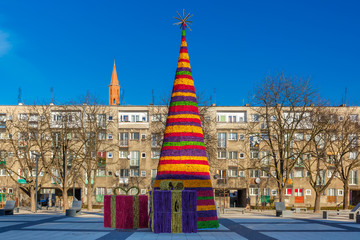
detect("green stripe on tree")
[170,101,198,107]
[176,71,192,76]
[163,141,205,147]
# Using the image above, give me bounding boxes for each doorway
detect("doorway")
[350,190,360,206]
[230,189,246,207]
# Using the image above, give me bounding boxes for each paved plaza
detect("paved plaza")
[0,211,359,240]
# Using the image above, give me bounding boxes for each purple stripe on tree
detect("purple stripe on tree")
[156,174,210,180]
[166,122,202,127]
[171,96,197,102]
[168,111,198,116]
[160,149,207,157]
[163,136,204,143]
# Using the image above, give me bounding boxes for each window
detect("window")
[228,151,238,159]
[260,151,270,166]
[151,169,157,178]
[238,171,245,177]
[217,115,226,122]
[239,134,245,141]
[249,134,260,148]
[108,116,113,121]
[107,152,113,158]
[271,171,277,178]
[228,132,238,141]
[141,171,146,177]
[294,188,303,196]
[349,152,358,160]
[327,169,337,178]
[316,170,326,185]
[270,115,277,121]
[98,132,106,140]
[151,134,161,147]
[271,189,277,196]
[18,113,28,121]
[119,150,128,159]
[119,169,129,177]
[250,150,259,159]
[151,114,162,122]
[349,170,358,185]
[239,153,245,159]
[261,171,270,178]
[338,189,344,196]
[151,150,160,159]
[129,151,140,166]
[141,152,146,158]
[294,169,304,178]
[141,134,146,140]
[130,169,139,177]
[249,169,259,178]
[217,133,226,148]
[96,169,106,177]
[294,133,304,141]
[130,132,140,140]
[349,114,358,122]
[108,133,113,140]
[218,170,227,179]
[217,151,226,159]
[119,132,129,147]
[228,168,237,177]
[263,188,270,196]
[327,188,336,196]
[96,187,106,195]
[305,189,312,196]
[0,169,6,176]
[119,112,148,123]
[249,188,259,196]
[250,114,259,122]
[285,188,292,196]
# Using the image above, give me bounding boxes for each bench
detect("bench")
[275,202,293,217]
[292,208,307,213]
[65,200,82,217]
[0,201,16,216]
[349,203,360,220]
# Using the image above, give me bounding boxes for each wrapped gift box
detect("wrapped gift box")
[104,194,148,229]
[150,189,197,233]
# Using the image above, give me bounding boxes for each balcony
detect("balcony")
[119,140,129,147]
[216,179,227,185]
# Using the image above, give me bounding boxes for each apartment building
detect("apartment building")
[0,104,359,209]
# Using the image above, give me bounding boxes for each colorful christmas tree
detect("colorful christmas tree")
[154,11,219,229]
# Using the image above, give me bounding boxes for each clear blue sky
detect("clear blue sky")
[0,0,359,106]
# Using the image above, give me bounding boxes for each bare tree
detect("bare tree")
[3,105,52,212]
[327,108,360,209]
[75,94,116,211]
[249,73,322,202]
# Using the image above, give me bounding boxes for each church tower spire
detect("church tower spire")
[109,61,120,105]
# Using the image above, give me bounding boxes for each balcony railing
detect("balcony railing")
[119,140,129,147]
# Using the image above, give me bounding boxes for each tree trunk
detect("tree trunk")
[343,182,349,210]
[63,189,69,210]
[278,186,284,202]
[30,187,36,212]
[87,183,93,211]
[314,191,321,213]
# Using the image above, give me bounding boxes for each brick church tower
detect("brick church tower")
[109,61,120,105]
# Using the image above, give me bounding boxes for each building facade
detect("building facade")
[0,104,359,209]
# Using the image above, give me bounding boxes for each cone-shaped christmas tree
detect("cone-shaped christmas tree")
[154,14,219,229]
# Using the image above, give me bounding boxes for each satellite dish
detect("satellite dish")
[255,178,261,184]
[214,174,219,179]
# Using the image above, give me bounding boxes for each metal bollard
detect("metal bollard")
[356,214,360,224]
[323,211,328,219]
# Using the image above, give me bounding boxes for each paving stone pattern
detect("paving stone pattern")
[0,214,359,240]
